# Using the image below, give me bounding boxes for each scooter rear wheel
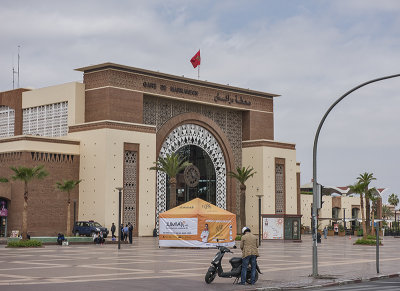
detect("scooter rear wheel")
[246,268,258,284]
[205,270,216,284]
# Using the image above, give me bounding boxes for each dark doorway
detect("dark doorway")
[166,145,216,209]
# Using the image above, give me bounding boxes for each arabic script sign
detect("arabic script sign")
[214,93,251,106]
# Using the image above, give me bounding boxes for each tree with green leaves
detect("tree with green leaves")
[56,179,81,236]
[382,205,393,220]
[150,153,191,210]
[348,181,367,239]
[229,166,256,229]
[388,193,399,209]
[10,165,48,240]
[0,177,8,183]
[357,172,376,234]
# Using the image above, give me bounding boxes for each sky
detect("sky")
[1,0,399,205]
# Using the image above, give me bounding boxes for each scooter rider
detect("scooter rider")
[239,227,259,285]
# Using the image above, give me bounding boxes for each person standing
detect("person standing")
[323,226,328,239]
[111,223,116,239]
[239,227,259,285]
[123,224,129,241]
[128,222,133,244]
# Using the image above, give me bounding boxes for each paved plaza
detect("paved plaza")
[0,235,399,290]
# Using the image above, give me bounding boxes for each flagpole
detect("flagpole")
[198,48,200,80]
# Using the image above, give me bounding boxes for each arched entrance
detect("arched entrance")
[172,144,216,207]
[157,124,227,218]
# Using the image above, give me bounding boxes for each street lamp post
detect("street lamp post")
[256,189,264,245]
[343,208,346,233]
[312,73,400,277]
[116,187,123,250]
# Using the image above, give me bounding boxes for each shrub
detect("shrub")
[354,238,382,245]
[367,235,378,240]
[7,240,42,248]
[235,235,242,241]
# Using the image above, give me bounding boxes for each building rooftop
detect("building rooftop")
[75,62,280,99]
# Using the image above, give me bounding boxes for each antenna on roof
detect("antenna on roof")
[12,46,20,89]
[17,45,20,88]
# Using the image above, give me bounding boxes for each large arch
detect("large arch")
[156,113,237,214]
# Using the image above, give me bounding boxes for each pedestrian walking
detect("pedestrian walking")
[128,222,133,244]
[111,223,116,239]
[323,226,328,239]
[239,227,259,285]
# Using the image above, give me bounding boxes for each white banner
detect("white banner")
[159,239,235,248]
[159,218,198,235]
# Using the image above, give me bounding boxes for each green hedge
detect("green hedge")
[7,240,42,248]
[354,238,381,245]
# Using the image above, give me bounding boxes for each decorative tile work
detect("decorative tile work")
[143,96,157,126]
[0,152,22,163]
[123,151,137,228]
[22,102,68,137]
[156,124,227,228]
[143,95,243,217]
[0,106,15,138]
[30,152,75,163]
[275,163,285,214]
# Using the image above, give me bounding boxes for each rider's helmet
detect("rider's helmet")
[242,226,250,235]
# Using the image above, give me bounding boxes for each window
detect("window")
[23,102,68,137]
[0,106,15,138]
[332,207,340,219]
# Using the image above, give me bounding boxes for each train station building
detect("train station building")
[0,63,301,238]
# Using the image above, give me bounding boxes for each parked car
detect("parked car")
[73,221,109,238]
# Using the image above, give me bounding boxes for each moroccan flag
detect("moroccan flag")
[190,50,201,68]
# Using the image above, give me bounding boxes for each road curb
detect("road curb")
[256,272,400,290]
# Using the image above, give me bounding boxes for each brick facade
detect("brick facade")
[0,88,30,136]
[0,151,80,236]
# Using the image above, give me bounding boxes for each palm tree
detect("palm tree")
[10,165,48,240]
[366,188,379,235]
[388,193,399,208]
[56,180,81,236]
[229,166,256,229]
[382,205,393,220]
[357,172,376,233]
[388,193,399,228]
[348,181,367,239]
[150,153,191,210]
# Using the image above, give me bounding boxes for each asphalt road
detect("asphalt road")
[315,277,400,291]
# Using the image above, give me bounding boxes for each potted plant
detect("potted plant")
[327,225,334,236]
[338,224,345,236]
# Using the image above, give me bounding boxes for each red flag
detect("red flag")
[190,50,201,68]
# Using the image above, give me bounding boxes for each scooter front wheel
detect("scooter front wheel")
[205,270,216,284]
[246,268,258,284]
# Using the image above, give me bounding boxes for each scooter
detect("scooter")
[205,245,262,284]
